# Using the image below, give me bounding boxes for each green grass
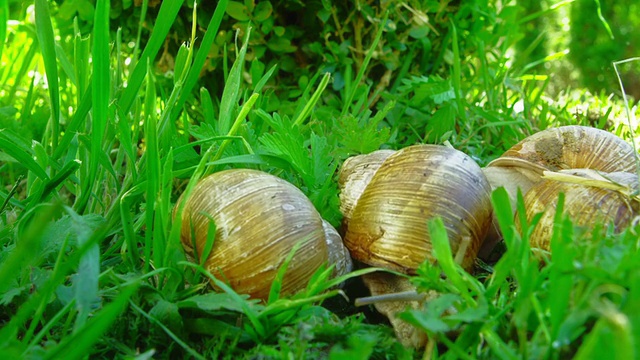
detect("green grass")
[1,0,640,359]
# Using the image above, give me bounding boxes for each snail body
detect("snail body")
[340,144,493,272]
[177,169,352,300]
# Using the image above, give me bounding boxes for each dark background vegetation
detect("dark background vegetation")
[4,0,639,162]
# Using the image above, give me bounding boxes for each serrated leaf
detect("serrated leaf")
[335,105,391,155]
[425,102,456,143]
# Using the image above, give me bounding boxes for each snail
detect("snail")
[482,125,639,253]
[520,169,639,252]
[176,169,352,301]
[340,144,493,272]
[338,144,493,347]
[483,125,637,211]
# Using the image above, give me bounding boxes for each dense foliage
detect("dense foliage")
[1,0,639,359]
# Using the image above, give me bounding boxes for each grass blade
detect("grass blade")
[53,85,92,160]
[76,0,110,213]
[428,217,473,304]
[340,11,388,116]
[144,59,161,272]
[449,18,467,123]
[43,283,139,360]
[118,0,184,115]
[0,0,7,60]
[218,27,250,134]
[34,0,60,151]
[0,129,49,180]
[170,0,229,125]
[292,72,330,127]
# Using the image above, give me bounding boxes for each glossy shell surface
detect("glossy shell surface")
[342,145,492,272]
[178,169,329,300]
[522,171,639,251]
[489,125,636,172]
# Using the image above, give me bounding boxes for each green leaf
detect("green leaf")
[335,102,393,154]
[253,1,272,22]
[425,102,456,143]
[177,292,256,313]
[401,293,460,334]
[226,1,250,21]
[67,209,104,331]
[149,299,184,335]
[76,0,110,213]
[329,333,377,360]
[428,217,468,297]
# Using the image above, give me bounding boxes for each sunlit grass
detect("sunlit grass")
[0,0,639,359]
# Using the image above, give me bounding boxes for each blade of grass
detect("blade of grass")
[267,240,304,304]
[34,0,60,151]
[449,18,467,123]
[179,261,266,339]
[593,0,614,39]
[340,11,388,116]
[0,129,49,180]
[53,85,92,160]
[26,159,81,208]
[428,217,474,304]
[132,0,149,62]
[74,18,91,100]
[118,0,184,115]
[42,283,139,360]
[0,0,7,60]
[76,0,110,213]
[6,39,38,106]
[170,0,229,126]
[144,59,161,272]
[210,92,260,168]
[548,193,574,340]
[218,26,251,134]
[292,72,331,127]
[129,301,206,360]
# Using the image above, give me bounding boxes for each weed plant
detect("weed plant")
[0,0,639,359]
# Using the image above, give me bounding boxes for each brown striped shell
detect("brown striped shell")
[340,145,493,272]
[481,126,638,253]
[521,170,640,252]
[177,169,352,300]
[490,125,636,172]
[485,125,637,202]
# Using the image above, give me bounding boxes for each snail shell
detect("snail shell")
[485,125,637,204]
[340,144,493,272]
[481,126,638,254]
[521,170,640,251]
[177,169,352,300]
